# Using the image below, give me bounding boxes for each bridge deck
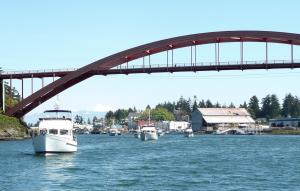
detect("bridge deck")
[0,60,299,80]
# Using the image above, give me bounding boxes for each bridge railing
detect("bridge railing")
[0,68,78,75]
[113,59,300,70]
[0,59,299,76]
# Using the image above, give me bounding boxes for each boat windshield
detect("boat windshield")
[42,110,72,120]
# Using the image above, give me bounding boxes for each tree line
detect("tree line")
[103,94,300,124]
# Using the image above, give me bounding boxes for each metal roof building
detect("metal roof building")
[192,108,255,132]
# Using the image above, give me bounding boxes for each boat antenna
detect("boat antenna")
[54,94,60,110]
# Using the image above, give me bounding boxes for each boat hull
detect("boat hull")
[184,133,194,138]
[134,133,141,139]
[32,134,77,153]
[140,132,158,141]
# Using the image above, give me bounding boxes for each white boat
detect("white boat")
[32,110,77,154]
[184,128,194,137]
[140,126,158,141]
[157,129,165,137]
[108,128,120,136]
[133,127,141,139]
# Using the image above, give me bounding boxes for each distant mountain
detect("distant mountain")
[24,110,107,125]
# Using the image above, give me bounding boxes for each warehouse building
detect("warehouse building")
[192,108,255,132]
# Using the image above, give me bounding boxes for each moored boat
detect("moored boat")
[140,126,158,141]
[184,128,194,137]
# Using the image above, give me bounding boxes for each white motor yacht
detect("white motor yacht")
[32,110,77,154]
[140,126,158,141]
[184,128,194,137]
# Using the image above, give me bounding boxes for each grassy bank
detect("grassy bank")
[0,114,28,140]
[270,129,300,135]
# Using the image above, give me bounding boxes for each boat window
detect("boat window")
[40,129,47,134]
[49,129,58,135]
[60,129,69,135]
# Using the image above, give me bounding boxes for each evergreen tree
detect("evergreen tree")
[248,96,260,119]
[291,96,300,117]
[281,93,294,117]
[192,100,198,111]
[215,102,221,108]
[228,102,235,108]
[260,94,280,119]
[205,99,213,108]
[239,101,247,109]
[270,94,281,118]
[199,99,206,108]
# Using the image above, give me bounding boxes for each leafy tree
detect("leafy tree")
[87,118,91,125]
[248,96,260,119]
[146,105,151,110]
[155,101,175,113]
[140,107,175,121]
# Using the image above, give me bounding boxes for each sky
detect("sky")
[1,0,300,117]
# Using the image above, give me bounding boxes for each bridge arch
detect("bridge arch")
[6,30,300,117]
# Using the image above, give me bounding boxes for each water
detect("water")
[1,135,300,191]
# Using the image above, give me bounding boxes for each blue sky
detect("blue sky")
[1,0,300,116]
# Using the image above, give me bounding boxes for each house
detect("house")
[269,117,300,128]
[192,108,255,132]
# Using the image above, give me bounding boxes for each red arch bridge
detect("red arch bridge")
[1,30,300,118]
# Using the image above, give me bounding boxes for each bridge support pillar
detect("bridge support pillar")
[0,79,4,112]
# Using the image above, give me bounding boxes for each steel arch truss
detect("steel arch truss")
[6,31,300,117]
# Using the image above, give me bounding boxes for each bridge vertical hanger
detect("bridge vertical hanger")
[143,56,145,72]
[41,78,44,88]
[215,39,220,69]
[190,46,193,69]
[171,46,174,68]
[240,41,244,65]
[291,42,294,65]
[194,43,197,67]
[166,50,169,71]
[265,41,268,64]
[31,75,33,94]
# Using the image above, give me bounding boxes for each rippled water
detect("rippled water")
[1,135,300,191]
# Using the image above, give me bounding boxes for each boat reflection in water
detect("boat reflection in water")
[32,110,77,154]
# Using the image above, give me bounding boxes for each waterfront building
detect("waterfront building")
[192,108,255,132]
[269,117,300,128]
[156,121,190,132]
